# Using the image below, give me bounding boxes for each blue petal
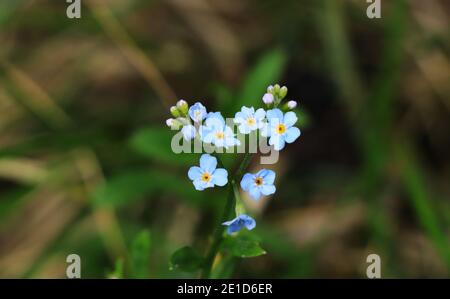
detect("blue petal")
[188,166,202,181]
[283,111,298,127]
[284,127,301,143]
[269,135,286,151]
[193,179,206,191]
[261,184,276,196]
[188,102,207,122]
[239,215,256,230]
[200,154,217,173]
[260,123,270,137]
[233,111,245,124]
[238,124,251,134]
[225,219,243,234]
[212,168,228,186]
[266,108,283,121]
[254,108,266,120]
[249,186,262,200]
[261,169,276,184]
[240,173,254,191]
[181,125,196,140]
[241,106,254,117]
[205,112,225,127]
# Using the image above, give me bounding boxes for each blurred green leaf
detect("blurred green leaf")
[0,0,27,25]
[129,127,198,166]
[228,49,287,113]
[92,169,205,207]
[223,234,266,258]
[170,246,204,272]
[107,259,124,279]
[130,230,151,278]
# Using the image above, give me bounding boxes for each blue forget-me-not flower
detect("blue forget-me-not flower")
[188,154,228,191]
[240,169,276,200]
[188,102,207,123]
[261,108,301,151]
[233,106,266,134]
[222,214,256,234]
[200,112,240,148]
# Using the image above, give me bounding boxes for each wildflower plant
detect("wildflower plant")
[167,84,301,277]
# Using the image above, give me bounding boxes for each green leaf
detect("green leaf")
[0,0,27,25]
[130,230,151,278]
[129,127,199,166]
[222,234,266,258]
[107,259,124,279]
[170,246,205,272]
[92,169,205,207]
[228,49,287,113]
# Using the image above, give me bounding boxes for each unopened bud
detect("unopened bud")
[287,100,297,109]
[279,86,288,99]
[166,118,174,127]
[170,106,180,118]
[262,93,274,105]
[176,99,188,115]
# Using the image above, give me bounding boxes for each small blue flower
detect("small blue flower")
[222,214,256,234]
[181,124,196,141]
[261,108,301,151]
[240,169,276,200]
[233,106,266,134]
[188,154,228,190]
[200,112,240,148]
[188,102,207,123]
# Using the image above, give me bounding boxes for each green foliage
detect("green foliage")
[108,259,124,279]
[129,127,198,166]
[92,169,205,207]
[130,230,151,278]
[222,234,266,258]
[170,246,205,273]
[226,49,287,114]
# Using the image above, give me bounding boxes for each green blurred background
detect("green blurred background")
[0,0,449,278]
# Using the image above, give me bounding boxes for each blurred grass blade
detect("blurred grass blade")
[397,143,450,270]
[228,49,286,113]
[131,230,151,278]
[129,127,198,166]
[92,169,206,207]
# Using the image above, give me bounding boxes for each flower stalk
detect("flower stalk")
[201,152,253,278]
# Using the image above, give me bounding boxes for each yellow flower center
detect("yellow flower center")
[215,131,224,139]
[276,124,286,134]
[201,172,211,182]
[254,177,263,186]
[246,117,256,126]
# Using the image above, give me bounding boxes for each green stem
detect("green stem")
[201,153,253,278]
[201,181,235,278]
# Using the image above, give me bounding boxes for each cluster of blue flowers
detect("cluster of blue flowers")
[167,84,301,235]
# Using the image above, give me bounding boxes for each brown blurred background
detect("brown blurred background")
[0,0,449,278]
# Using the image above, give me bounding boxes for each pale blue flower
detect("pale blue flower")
[261,108,301,151]
[222,214,256,234]
[181,124,196,141]
[200,112,240,148]
[240,169,276,200]
[188,154,228,191]
[188,102,207,123]
[233,106,266,134]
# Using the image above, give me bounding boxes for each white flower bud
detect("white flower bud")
[262,93,274,104]
[166,118,174,127]
[176,99,188,114]
[287,100,297,109]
